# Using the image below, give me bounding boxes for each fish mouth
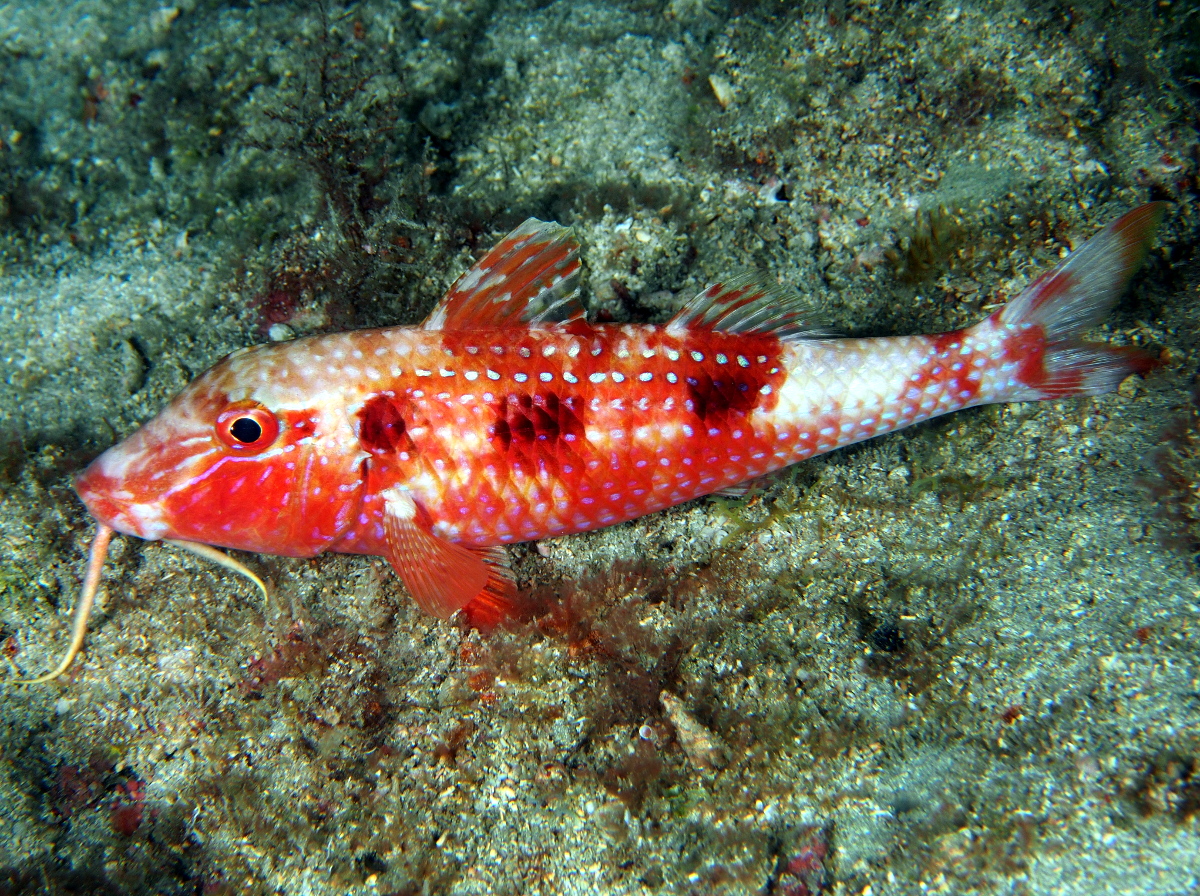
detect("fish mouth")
[74,458,168,541]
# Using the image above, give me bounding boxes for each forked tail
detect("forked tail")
[989,202,1165,401]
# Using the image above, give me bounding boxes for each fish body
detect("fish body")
[67,205,1162,640]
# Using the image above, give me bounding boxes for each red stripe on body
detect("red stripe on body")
[1002,325,1050,392]
[902,329,984,408]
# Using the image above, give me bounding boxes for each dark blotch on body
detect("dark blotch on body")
[358,394,415,455]
[685,372,764,424]
[491,391,585,452]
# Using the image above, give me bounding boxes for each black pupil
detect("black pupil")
[230,417,263,443]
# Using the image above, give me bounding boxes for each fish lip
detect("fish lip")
[74,465,129,531]
[73,461,155,539]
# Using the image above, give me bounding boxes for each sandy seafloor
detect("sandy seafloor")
[1,1,1200,893]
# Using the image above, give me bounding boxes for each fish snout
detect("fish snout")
[74,451,169,540]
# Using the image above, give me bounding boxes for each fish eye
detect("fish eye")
[216,404,280,453]
[230,417,262,442]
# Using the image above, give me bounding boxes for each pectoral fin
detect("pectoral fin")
[380,487,516,627]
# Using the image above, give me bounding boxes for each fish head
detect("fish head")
[74,340,364,556]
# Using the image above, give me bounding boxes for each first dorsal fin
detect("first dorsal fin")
[424,218,584,330]
[666,272,829,341]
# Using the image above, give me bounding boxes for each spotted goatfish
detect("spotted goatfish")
[19,203,1165,682]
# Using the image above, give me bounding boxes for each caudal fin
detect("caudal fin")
[995,202,1165,400]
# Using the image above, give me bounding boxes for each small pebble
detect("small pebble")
[660,690,727,770]
[709,75,736,110]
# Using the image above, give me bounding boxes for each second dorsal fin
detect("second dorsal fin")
[423,218,584,330]
[666,272,829,341]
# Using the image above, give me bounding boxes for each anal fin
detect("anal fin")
[712,472,780,499]
[381,487,518,628]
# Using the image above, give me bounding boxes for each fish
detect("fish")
[17,203,1166,682]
